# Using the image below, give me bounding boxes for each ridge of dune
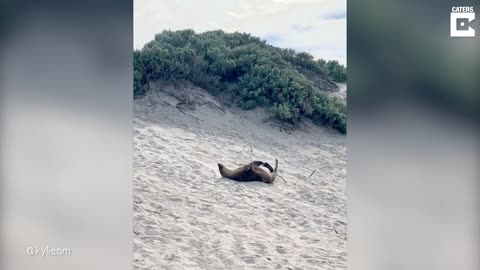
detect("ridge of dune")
[133,83,347,270]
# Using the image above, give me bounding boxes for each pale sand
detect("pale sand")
[333,83,347,101]
[133,83,347,270]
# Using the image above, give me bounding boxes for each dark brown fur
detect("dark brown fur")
[218,159,278,184]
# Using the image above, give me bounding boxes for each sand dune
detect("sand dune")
[133,83,347,270]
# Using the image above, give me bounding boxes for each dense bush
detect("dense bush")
[320,60,347,83]
[134,29,346,133]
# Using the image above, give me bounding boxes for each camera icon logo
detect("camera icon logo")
[451,7,475,37]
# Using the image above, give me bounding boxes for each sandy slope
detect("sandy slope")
[332,83,347,101]
[133,83,347,270]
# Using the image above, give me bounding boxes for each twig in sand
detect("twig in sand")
[250,145,253,153]
[333,226,338,234]
[308,169,317,178]
[278,175,287,183]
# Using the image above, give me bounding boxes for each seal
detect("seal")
[218,159,278,183]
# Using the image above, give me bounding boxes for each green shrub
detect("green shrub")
[318,60,347,82]
[134,29,346,133]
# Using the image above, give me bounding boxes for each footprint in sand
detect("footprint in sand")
[276,246,286,254]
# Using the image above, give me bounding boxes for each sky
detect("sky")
[134,0,346,65]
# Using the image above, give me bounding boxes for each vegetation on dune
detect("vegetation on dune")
[318,59,347,83]
[134,29,346,134]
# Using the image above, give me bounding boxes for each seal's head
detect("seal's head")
[218,163,226,177]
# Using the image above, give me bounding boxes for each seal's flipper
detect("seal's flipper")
[249,161,264,167]
[261,162,274,172]
[269,159,278,182]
